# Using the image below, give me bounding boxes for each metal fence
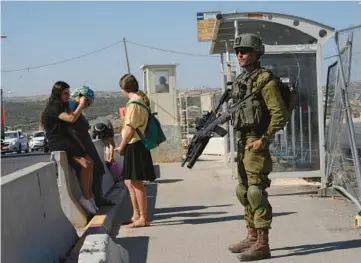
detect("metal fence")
[324,25,361,211]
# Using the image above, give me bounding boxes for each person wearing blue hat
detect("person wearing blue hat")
[69,85,115,208]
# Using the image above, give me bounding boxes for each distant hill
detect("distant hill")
[3,91,129,133]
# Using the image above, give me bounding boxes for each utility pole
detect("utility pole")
[123,37,131,74]
[1,88,5,137]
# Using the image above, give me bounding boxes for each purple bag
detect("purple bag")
[108,159,123,181]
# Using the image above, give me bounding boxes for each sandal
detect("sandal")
[121,209,140,225]
[126,213,150,228]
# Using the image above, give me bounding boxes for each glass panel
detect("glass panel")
[260,52,320,172]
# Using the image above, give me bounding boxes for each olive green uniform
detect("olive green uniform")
[233,69,288,229]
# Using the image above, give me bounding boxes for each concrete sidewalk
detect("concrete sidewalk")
[111,157,361,263]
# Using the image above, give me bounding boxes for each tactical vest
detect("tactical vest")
[231,68,273,135]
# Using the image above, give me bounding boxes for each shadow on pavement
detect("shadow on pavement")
[154,204,233,214]
[269,191,319,197]
[150,212,296,227]
[111,182,158,263]
[151,179,184,184]
[111,178,297,261]
[152,211,229,221]
[271,239,361,258]
[115,236,150,263]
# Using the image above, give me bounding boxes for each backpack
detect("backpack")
[272,74,298,124]
[127,101,166,150]
[253,68,298,125]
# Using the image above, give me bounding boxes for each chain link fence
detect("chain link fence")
[324,25,361,210]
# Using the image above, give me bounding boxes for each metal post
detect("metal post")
[299,77,304,161]
[123,37,131,74]
[1,88,4,134]
[308,93,312,163]
[336,32,361,199]
[220,53,228,166]
[225,41,236,178]
[316,44,326,185]
[234,19,241,76]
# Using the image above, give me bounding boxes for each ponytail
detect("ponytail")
[136,90,150,107]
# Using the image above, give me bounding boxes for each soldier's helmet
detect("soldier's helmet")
[233,33,265,56]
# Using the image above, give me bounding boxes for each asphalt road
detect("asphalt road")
[1,152,51,176]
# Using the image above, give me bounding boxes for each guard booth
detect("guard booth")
[209,12,335,177]
[140,64,182,162]
[140,64,178,125]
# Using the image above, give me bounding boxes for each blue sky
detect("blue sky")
[1,1,361,97]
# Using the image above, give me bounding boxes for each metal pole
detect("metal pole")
[299,77,304,161]
[220,53,228,166]
[308,88,312,162]
[336,31,361,199]
[225,41,236,178]
[1,88,4,134]
[234,19,241,76]
[123,37,131,74]
[316,43,326,184]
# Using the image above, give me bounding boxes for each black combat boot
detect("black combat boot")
[228,227,258,253]
[237,228,271,261]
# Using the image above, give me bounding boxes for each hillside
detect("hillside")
[3,91,129,133]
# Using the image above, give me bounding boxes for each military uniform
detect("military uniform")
[227,34,288,261]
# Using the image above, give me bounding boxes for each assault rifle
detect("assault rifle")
[181,81,270,169]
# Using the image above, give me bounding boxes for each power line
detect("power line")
[125,40,217,58]
[2,38,217,73]
[2,39,124,73]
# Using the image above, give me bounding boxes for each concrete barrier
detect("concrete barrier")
[1,135,126,263]
[54,136,124,228]
[203,137,226,155]
[93,136,124,195]
[52,151,89,228]
[1,162,78,263]
[78,234,129,263]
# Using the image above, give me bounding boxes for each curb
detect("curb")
[64,183,128,263]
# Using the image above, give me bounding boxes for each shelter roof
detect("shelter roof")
[210,12,335,54]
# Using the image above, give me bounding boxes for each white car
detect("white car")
[29,131,46,152]
[1,130,29,154]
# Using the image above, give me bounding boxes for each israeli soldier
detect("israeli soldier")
[227,34,288,261]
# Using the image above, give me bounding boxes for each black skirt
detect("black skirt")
[123,140,156,182]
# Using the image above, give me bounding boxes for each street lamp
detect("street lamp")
[1,35,7,39]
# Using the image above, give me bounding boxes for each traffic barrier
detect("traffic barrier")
[1,135,125,263]
[78,234,129,263]
[1,162,78,263]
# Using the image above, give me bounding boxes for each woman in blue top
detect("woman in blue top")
[69,86,115,208]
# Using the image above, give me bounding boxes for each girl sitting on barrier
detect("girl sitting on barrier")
[69,86,116,208]
[114,74,156,228]
[40,81,98,215]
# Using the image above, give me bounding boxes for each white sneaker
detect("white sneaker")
[79,197,97,215]
[90,198,99,212]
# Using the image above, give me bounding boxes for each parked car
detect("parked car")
[29,131,48,152]
[1,130,29,154]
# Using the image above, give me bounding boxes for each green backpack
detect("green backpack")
[127,101,166,150]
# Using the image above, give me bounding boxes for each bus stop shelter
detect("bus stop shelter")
[209,12,335,180]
